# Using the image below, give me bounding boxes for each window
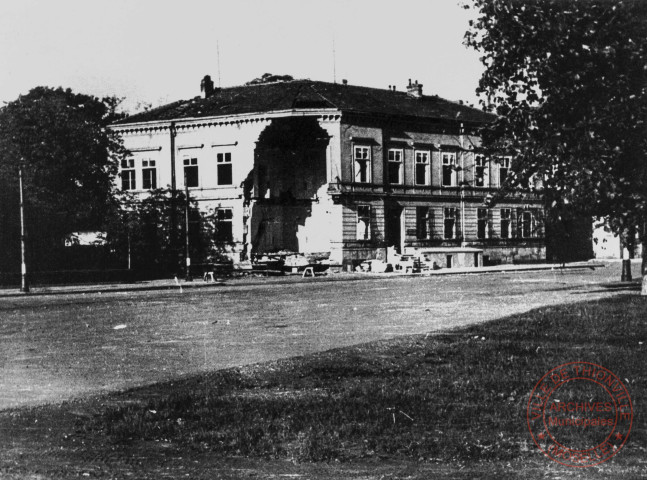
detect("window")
[477,208,489,239]
[416,206,431,240]
[354,146,371,183]
[357,205,371,240]
[415,151,430,185]
[520,210,535,238]
[387,149,403,184]
[120,159,136,190]
[442,152,457,186]
[498,157,511,186]
[142,159,157,190]
[183,158,199,188]
[500,208,511,239]
[474,155,488,187]
[214,208,233,242]
[444,207,459,239]
[217,152,233,185]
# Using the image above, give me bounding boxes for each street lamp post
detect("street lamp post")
[18,163,29,293]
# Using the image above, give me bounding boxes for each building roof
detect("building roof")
[115,79,494,126]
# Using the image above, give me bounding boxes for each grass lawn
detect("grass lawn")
[1,294,646,479]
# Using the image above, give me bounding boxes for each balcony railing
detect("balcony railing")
[328,181,541,201]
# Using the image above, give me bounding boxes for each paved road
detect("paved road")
[0,264,635,409]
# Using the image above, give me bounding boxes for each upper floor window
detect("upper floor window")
[498,157,511,186]
[217,152,233,186]
[142,159,157,190]
[442,152,457,186]
[474,155,488,187]
[120,159,136,191]
[183,157,199,188]
[415,151,430,185]
[387,149,403,184]
[354,146,371,183]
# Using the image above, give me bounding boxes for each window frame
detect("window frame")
[120,158,136,191]
[142,159,157,190]
[183,157,199,188]
[415,150,431,186]
[216,152,233,186]
[356,204,372,241]
[500,208,512,239]
[214,208,234,243]
[353,146,371,184]
[387,148,403,185]
[477,207,489,239]
[520,210,535,239]
[443,207,458,240]
[416,206,431,240]
[474,155,488,188]
[498,156,511,187]
[442,152,457,187]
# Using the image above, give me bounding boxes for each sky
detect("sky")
[0,0,485,114]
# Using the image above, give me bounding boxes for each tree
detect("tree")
[464,0,647,290]
[105,189,232,277]
[0,87,127,274]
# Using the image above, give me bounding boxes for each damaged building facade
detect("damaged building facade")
[112,76,545,268]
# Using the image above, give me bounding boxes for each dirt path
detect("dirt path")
[0,265,632,410]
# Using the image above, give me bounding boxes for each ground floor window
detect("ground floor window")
[357,205,371,240]
[444,207,459,239]
[214,208,233,242]
[477,208,489,239]
[500,208,511,239]
[416,206,431,240]
[519,210,536,238]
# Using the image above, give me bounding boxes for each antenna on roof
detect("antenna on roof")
[332,35,337,84]
[216,39,222,88]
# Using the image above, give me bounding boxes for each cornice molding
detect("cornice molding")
[112,109,342,135]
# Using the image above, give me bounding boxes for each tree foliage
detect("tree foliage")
[465,0,647,254]
[106,189,233,277]
[0,87,127,272]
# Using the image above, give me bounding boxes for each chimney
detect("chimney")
[406,79,423,98]
[201,75,215,98]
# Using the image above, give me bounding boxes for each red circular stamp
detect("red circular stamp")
[526,362,633,467]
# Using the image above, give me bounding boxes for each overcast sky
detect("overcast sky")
[0,0,484,113]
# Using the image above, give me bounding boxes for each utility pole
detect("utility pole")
[459,122,466,247]
[184,173,192,281]
[18,163,29,293]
